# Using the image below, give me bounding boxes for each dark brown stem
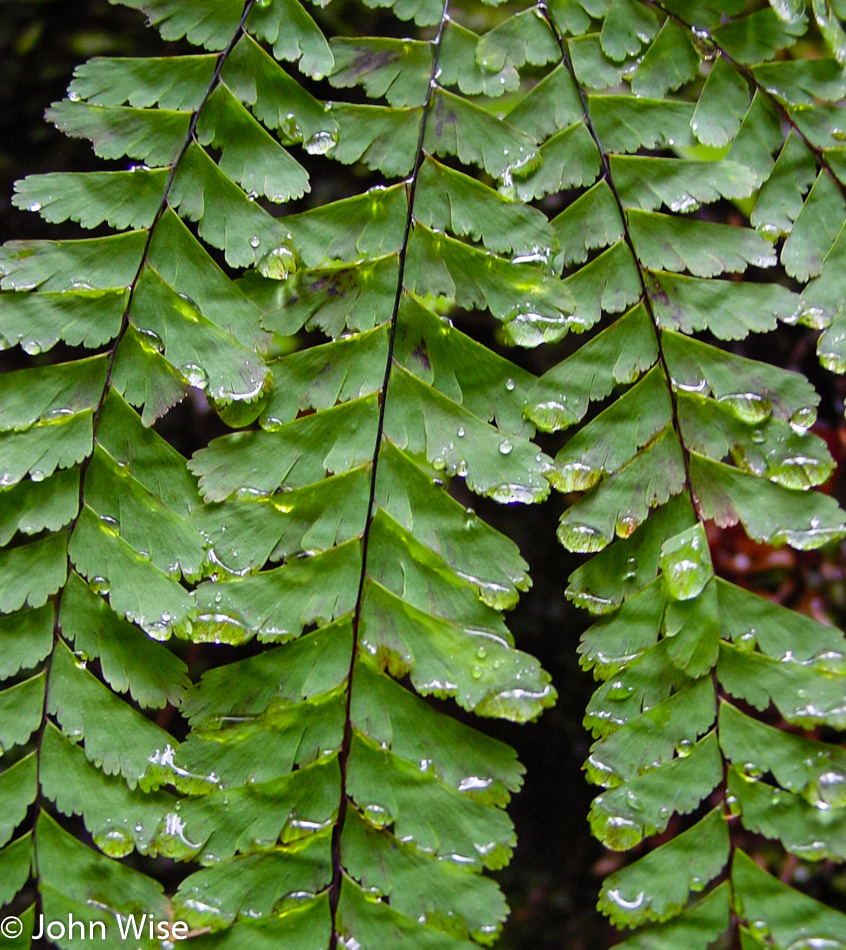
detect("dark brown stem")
[538,0,697,506]
[539,0,737,932]
[30,0,257,882]
[326,4,450,944]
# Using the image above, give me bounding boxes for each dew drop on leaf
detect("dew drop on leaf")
[690,27,717,60]
[717,392,772,425]
[558,521,608,553]
[137,327,165,353]
[94,827,135,858]
[789,406,817,433]
[808,770,846,809]
[659,523,713,601]
[181,363,209,390]
[304,129,339,156]
[257,244,299,280]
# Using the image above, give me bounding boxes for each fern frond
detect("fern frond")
[0,0,566,945]
[5,0,846,946]
[511,0,846,944]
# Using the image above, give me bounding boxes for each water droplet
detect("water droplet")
[505,377,515,392]
[180,363,209,390]
[617,515,638,539]
[257,243,299,281]
[30,469,45,482]
[675,739,694,759]
[691,26,718,59]
[362,803,390,827]
[502,307,570,347]
[22,339,42,356]
[29,202,42,213]
[790,406,817,433]
[751,428,766,444]
[606,888,646,912]
[498,439,513,455]
[476,647,487,659]
[599,814,642,850]
[660,523,713,601]
[68,90,81,102]
[249,235,261,248]
[304,129,339,156]
[459,775,493,793]
[94,827,134,858]
[489,483,542,504]
[471,666,483,679]
[766,450,833,490]
[558,521,608,553]
[809,770,846,809]
[90,575,110,595]
[717,392,773,425]
[736,629,757,652]
[606,679,634,701]
[531,399,575,430]
[137,327,164,353]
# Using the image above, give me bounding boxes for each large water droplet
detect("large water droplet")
[502,307,569,347]
[790,406,817,433]
[137,327,165,353]
[606,888,646,912]
[660,523,713,601]
[498,439,513,455]
[808,769,846,809]
[257,244,299,280]
[180,363,209,390]
[552,460,600,493]
[718,392,773,425]
[362,803,390,828]
[558,521,608,553]
[94,826,134,859]
[690,26,718,60]
[304,129,339,156]
[766,453,832,490]
[598,814,642,851]
[90,575,110,595]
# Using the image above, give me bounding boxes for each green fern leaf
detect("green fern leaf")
[6,0,846,946]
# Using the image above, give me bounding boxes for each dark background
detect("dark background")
[2,2,845,947]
